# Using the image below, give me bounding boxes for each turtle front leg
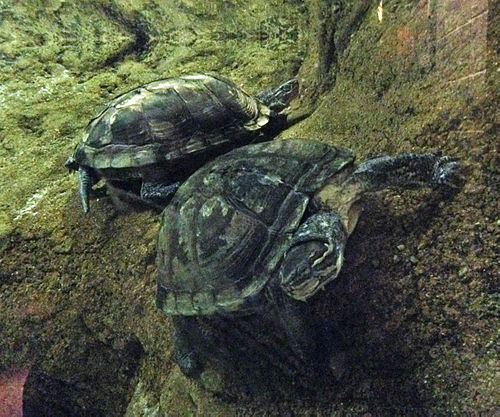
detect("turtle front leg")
[78,166,94,213]
[273,212,348,373]
[347,152,464,194]
[172,316,204,378]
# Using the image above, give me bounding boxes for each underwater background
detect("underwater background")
[0,0,498,415]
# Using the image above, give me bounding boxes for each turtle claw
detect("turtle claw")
[431,156,465,193]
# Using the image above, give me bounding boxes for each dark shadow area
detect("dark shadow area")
[311,191,452,414]
[186,312,336,403]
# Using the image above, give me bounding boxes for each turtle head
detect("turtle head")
[280,240,344,301]
[279,212,347,301]
[256,78,299,113]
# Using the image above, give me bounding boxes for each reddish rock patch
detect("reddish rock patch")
[0,368,29,417]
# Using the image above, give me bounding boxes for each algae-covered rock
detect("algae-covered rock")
[0,0,498,415]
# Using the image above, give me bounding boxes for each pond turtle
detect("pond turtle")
[156,138,463,377]
[65,73,299,212]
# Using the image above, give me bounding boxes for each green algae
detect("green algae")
[0,0,498,415]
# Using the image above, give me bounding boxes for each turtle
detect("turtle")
[156,138,463,378]
[65,73,300,213]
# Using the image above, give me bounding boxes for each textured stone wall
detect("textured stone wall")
[0,0,497,416]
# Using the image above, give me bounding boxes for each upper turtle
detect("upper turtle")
[65,73,299,212]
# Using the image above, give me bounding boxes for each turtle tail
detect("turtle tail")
[255,78,299,113]
[78,166,92,213]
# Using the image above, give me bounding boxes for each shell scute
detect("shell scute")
[109,107,150,146]
[140,91,194,143]
[84,113,111,146]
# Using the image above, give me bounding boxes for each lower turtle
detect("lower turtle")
[156,138,463,378]
[65,73,300,212]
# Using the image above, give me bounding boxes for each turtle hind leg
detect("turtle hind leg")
[104,181,163,212]
[172,316,204,378]
[140,180,179,202]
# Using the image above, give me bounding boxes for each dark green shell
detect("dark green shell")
[73,74,270,171]
[156,139,354,316]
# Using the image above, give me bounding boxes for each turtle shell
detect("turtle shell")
[156,139,354,316]
[73,73,271,172]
